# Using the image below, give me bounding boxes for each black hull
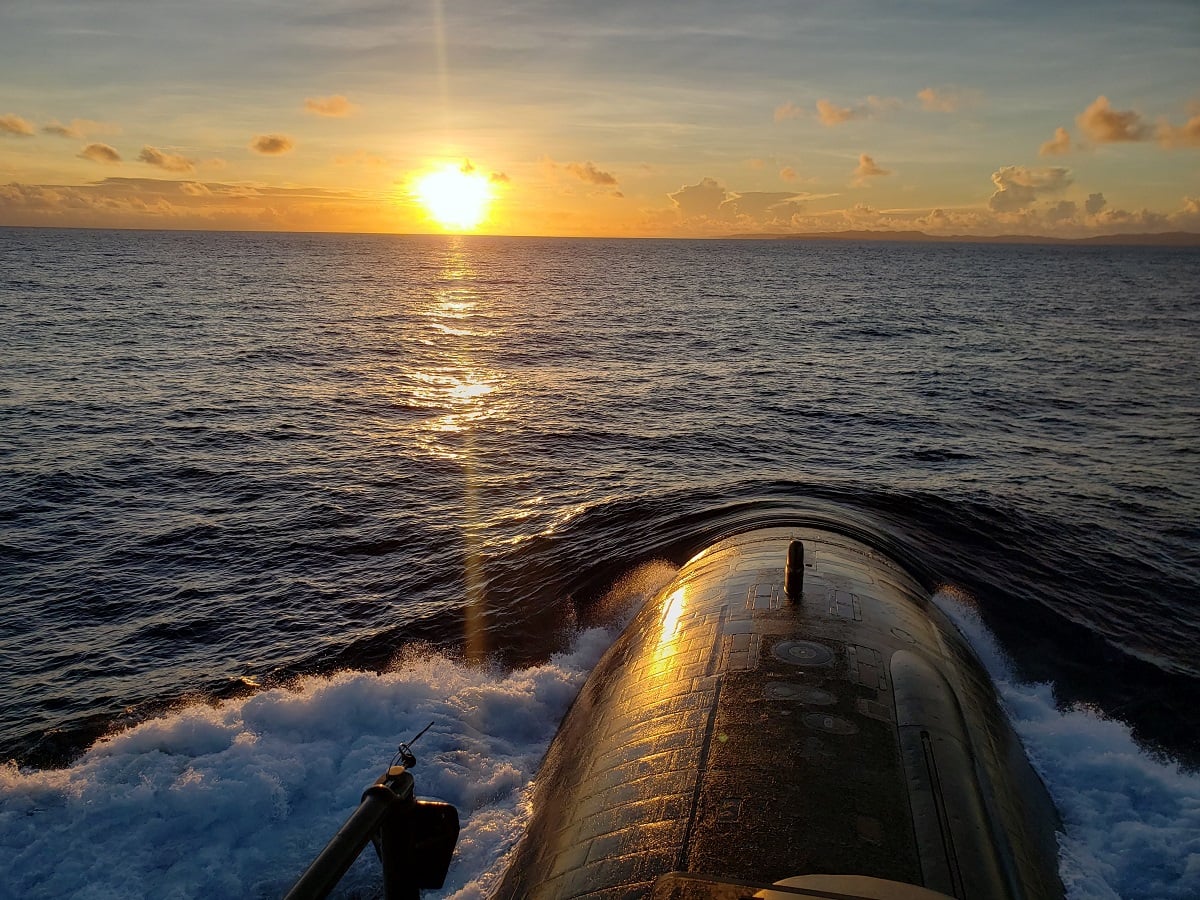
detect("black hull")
[495,526,1063,899]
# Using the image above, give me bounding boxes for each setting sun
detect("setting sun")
[413,163,493,231]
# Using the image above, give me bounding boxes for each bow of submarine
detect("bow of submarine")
[493,525,1064,900]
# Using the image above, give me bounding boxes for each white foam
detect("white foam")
[0,625,620,900]
[7,579,1194,900]
[933,589,1200,900]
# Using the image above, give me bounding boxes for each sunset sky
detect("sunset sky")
[1,0,1197,237]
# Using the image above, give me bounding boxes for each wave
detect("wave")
[934,589,1200,900]
[3,578,1195,899]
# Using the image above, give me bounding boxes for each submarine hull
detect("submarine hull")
[494,526,1063,900]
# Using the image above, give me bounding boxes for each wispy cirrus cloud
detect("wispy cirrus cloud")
[78,143,121,164]
[249,134,294,155]
[303,95,358,117]
[1,114,36,137]
[138,145,195,172]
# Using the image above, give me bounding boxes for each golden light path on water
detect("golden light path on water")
[411,239,499,663]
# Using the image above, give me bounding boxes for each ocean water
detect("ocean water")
[1,227,1198,898]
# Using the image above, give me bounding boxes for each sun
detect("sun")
[413,163,493,231]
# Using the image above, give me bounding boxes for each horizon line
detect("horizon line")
[2,223,1199,248]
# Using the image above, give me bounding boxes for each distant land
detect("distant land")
[724,230,1200,247]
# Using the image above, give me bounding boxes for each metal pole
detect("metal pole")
[283,772,414,900]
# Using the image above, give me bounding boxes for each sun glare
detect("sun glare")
[413,164,492,231]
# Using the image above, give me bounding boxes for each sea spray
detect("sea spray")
[0,627,620,900]
[933,589,1200,900]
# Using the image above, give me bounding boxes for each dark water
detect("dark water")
[2,228,1198,897]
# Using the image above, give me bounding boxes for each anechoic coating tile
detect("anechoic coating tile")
[562,843,678,895]
[584,815,684,864]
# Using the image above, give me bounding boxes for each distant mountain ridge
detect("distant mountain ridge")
[724,229,1200,247]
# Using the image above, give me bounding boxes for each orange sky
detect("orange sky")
[1,1,1198,237]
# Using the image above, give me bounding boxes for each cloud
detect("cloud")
[543,157,616,189]
[774,101,805,123]
[724,191,806,222]
[1157,108,1200,148]
[780,166,798,182]
[816,95,900,126]
[0,176,386,232]
[668,177,730,218]
[1039,126,1072,156]
[138,145,195,173]
[1,114,36,137]
[817,99,857,126]
[917,86,979,113]
[78,143,121,164]
[1076,95,1150,143]
[565,161,617,186]
[42,119,113,139]
[988,165,1072,212]
[303,95,358,117]
[853,153,891,185]
[667,177,806,228]
[1085,192,1107,215]
[1045,200,1078,224]
[249,134,294,155]
[489,172,510,184]
[1093,206,1169,231]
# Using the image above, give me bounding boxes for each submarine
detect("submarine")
[491,524,1064,900]
[287,522,1065,899]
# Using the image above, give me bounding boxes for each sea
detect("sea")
[1,227,1197,899]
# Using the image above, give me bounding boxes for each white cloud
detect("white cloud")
[988,166,1072,212]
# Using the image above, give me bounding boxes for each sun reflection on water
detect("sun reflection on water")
[406,239,500,662]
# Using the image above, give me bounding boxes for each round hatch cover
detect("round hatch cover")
[773,640,834,667]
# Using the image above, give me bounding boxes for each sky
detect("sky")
[0,0,1197,237]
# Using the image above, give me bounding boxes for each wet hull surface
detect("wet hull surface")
[495,526,1063,899]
